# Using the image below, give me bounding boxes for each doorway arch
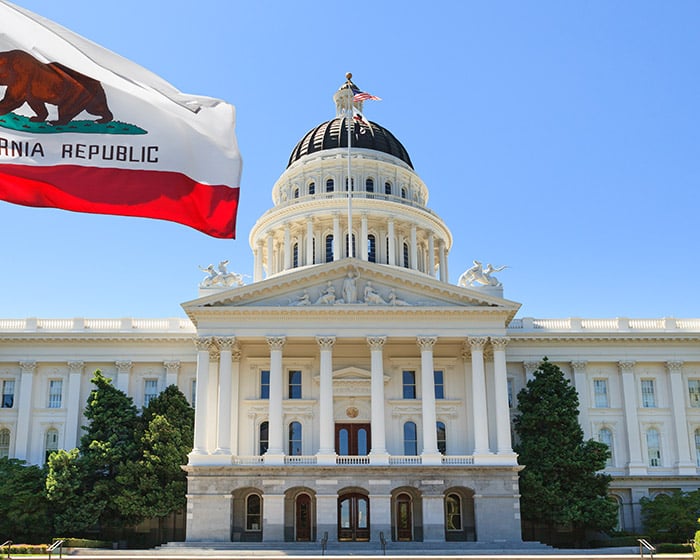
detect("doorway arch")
[338,492,370,541]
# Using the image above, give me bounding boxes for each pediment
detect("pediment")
[182,259,520,321]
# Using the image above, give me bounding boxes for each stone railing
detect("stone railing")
[0,317,195,333]
[508,317,700,332]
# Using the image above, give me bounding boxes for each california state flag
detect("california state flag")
[0,1,242,238]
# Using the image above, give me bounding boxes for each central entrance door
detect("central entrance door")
[335,423,370,455]
[338,493,370,541]
[295,493,312,541]
[396,493,413,541]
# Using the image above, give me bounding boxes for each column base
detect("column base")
[316,452,337,466]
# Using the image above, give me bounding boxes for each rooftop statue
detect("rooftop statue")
[459,260,508,288]
[199,260,245,288]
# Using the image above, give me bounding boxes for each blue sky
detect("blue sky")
[2,1,699,320]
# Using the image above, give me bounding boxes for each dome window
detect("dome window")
[401,187,407,199]
[385,182,392,195]
[366,178,374,192]
[345,178,354,191]
[326,179,334,193]
[293,187,300,199]
[367,234,376,263]
[325,234,334,262]
[308,182,315,195]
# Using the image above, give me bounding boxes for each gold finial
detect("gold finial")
[346,72,352,81]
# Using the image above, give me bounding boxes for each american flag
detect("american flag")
[351,85,381,102]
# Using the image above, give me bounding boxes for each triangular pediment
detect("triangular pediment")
[182,259,520,323]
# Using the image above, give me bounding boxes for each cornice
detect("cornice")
[507,333,700,344]
[0,334,195,344]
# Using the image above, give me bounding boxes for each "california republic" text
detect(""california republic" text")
[0,138,159,163]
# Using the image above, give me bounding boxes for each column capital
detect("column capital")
[115,360,133,372]
[67,360,84,373]
[232,346,242,362]
[316,336,336,350]
[194,336,214,351]
[570,360,588,372]
[163,359,181,372]
[216,336,236,351]
[367,336,387,350]
[19,360,37,373]
[618,360,636,372]
[666,360,683,373]
[266,336,286,350]
[523,360,541,374]
[467,337,489,351]
[417,336,437,351]
[490,336,509,351]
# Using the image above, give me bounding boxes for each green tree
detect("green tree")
[514,358,617,543]
[0,457,51,543]
[115,385,194,523]
[641,490,700,542]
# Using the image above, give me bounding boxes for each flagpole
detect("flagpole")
[346,72,353,259]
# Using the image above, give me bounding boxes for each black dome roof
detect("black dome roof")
[287,117,413,169]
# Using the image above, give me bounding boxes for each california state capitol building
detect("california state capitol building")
[1,78,699,546]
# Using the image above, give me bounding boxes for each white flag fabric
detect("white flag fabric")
[0,0,242,238]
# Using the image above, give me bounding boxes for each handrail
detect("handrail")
[379,531,387,555]
[47,539,65,560]
[1,541,11,560]
[320,531,328,556]
[638,538,655,560]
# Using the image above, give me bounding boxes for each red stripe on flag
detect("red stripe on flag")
[0,164,238,238]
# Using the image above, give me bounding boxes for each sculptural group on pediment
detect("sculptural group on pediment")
[292,272,412,307]
[458,260,508,289]
[199,260,245,288]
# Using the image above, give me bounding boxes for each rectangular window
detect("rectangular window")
[593,379,609,408]
[260,370,270,399]
[144,379,158,407]
[402,370,416,399]
[434,370,445,399]
[689,380,700,408]
[2,380,15,408]
[507,378,514,408]
[48,380,63,409]
[288,370,302,399]
[641,379,656,408]
[191,379,197,407]
[647,428,661,467]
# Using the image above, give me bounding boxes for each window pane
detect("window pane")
[0,429,10,459]
[689,380,700,408]
[308,182,315,195]
[403,371,416,399]
[647,428,660,467]
[599,428,613,467]
[259,421,269,455]
[437,421,446,454]
[288,370,302,399]
[507,379,513,408]
[641,380,656,408]
[246,495,261,531]
[2,380,14,408]
[288,421,302,456]
[403,422,417,455]
[445,494,462,531]
[434,370,444,399]
[325,235,334,262]
[594,379,609,408]
[695,429,700,467]
[48,380,62,408]
[338,428,349,456]
[326,179,334,193]
[357,428,368,455]
[144,379,158,407]
[260,370,270,399]
[367,235,376,263]
[357,498,368,529]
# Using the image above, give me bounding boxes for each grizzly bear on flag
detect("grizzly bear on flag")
[0,49,113,126]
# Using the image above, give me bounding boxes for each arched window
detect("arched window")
[325,234,334,262]
[384,181,392,195]
[365,178,374,192]
[293,187,299,199]
[0,428,9,458]
[403,421,418,456]
[308,182,315,195]
[45,428,59,464]
[437,421,446,454]
[288,421,302,456]
[401,187,407,199]
[246,494,262,532]
[598,427,613,467]
[403,242,409,268]
[326,179,334,193]
[367,234,376,263]
[292,243,299,268]
[259,421,269,455]
[646,428,661,467]
[695,429,700,467]
[312,238,316,264]
[445,493,462,532]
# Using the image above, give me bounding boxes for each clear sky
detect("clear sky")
[2,1,699,320]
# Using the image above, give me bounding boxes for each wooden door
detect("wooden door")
[295,493,312,541]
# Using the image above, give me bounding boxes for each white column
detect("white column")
[190,337,212,458]
[428,234,435,277]
[164,359,180,388]
[206,347,219,454]
[571,361,591,439]
[265,336,286,464]
[468,338,491,459]
[64,360,84,451]
[15,361,36,461]
[667,360,695,473]
[367,336,388,464]
[438,240,446,282]
[214,336,235,457]
[316,336,336,464]
[306,216,314,266]
[283,223,291,270]
[619,360,645,474]
[418,336,440,464]
[115,360,131,394]
[388,219,396,266]
[231,346,241,456]
[523,360,540,383]
[266,233,274,276]
[360,213,368,261]
[255,240,264,281]
[410,225,418,270]
[491,338,515,459]
[333,213,340,261]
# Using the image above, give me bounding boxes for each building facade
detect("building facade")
[1,80,699,546]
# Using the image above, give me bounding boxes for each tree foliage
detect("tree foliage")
[0,457,51,542]
[641,490,700,542]
[514,358,617,536]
